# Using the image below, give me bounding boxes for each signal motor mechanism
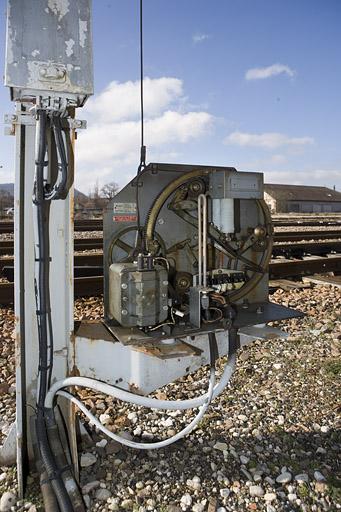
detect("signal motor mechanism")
[104,163,274,338]
[108,256,169,328]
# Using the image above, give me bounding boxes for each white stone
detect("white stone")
[295,473,309,483]
[238,414,248,422]
[249,485,264,497]
[192,504,204,512]
[219,488,230,498]
[96,439,108,449]
[253,473,262,483]
[99,413,111,425]
[288,493,297,502]
[127,412,137,421]
[0,474,6,483]
[277,415,285,425]
[0,492,16,512]
[180,494,192,507]
[121,498,134,509]
[273,363,281,370]
[187,476,201,491]
[264,493,277,502]
[314,471,325,482]
[80,452,97,467]
[276,472,292,484]
[82,480,100,494]
[162,417,174,427]
[133,426,142,436]
[320,425,329,433]
[213,442,228,452]
[240,455,249,465]
[217,509,227,512]
[316,447,326,454]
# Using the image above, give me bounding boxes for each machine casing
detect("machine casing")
[109,263,169,327]
[5,0,93,105]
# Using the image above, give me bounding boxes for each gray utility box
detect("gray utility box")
[109,263,169,327]
[5,0,93,105]
[209,170,263,199]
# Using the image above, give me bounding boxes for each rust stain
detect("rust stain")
[129,382,142,395]
[70,364,80,377]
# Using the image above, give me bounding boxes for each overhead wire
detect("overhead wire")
[136,0,146,252]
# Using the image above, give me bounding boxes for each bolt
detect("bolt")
[163,305,168,311]
[121,283,128,289]
[121,309,128,316]
[162,280,168,286]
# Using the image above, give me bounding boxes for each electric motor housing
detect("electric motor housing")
[108,263,169,327]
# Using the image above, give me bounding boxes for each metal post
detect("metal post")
[9,106,74,497]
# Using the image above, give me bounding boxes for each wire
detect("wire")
[56,366,214,451]
[138,0,146,173]
[45,342,237,411]
[54,333,219,450]
[136,0,147,252]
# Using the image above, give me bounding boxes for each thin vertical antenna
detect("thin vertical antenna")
[138,0,146,173]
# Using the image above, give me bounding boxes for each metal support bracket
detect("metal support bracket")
[4,113,87,135]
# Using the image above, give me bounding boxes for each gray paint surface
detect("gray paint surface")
[5,0,93,105]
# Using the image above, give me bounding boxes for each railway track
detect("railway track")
[1,255,340,304]
[1,240,341,273]
[1,216,341,233]
[1,230,341,256]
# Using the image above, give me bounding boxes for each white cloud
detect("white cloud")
[76,77,213,192]
[85,77,183,123]
[245,63,295,80]
[192,33,210,44]
[224,131,314,150]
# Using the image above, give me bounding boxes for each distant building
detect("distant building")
[264,184,341,214]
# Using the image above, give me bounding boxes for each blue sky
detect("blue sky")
[0,0,340,193]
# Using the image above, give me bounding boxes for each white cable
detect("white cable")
[56,365,215,450]
[45,352,236,410]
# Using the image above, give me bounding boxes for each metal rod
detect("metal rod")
[198,194,207,287]
[198,196,202,286]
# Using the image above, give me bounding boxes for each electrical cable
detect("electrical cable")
[33,107,84,512]
[33,108,74,512]
[53,332,220,450]
[56,368,213,450]
[138,0,146,173]
[136,0,147,252]
[45,333,237,412]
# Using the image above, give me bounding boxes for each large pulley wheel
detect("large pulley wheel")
[108,226,166,265]
[144,169,273,302]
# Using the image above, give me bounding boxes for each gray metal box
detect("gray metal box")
[109,263,169,327]
[5,0,93,106]
[209,170,263,199]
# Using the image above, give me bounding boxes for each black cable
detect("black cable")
[138,0,146,173]
[33,109,81,512]
[136,0,147,252]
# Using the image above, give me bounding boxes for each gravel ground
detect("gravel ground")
[0,284,340,511]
